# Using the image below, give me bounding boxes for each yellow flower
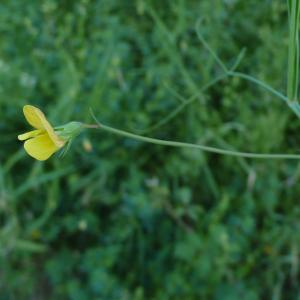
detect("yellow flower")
[18,105,66,161]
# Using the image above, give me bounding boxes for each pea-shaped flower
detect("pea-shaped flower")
[18,105,83,161]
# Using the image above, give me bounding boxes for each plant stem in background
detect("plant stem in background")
[86,6,300,161]
[287,0,300,102]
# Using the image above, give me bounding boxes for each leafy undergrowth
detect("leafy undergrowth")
[1,1,300,299]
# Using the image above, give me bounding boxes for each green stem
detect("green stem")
[287,0,300,102]
[89,116,300,160]
[195,19,228,72]
[228,71,300,118]
[228,71,289,103]
[138,73,228,134]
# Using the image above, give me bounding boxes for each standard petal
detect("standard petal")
[18,129,43,141]
[23,105,65,147]
[24,133,61,161]
[23,105,45,129]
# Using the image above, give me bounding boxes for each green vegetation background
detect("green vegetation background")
[1,0,300,299]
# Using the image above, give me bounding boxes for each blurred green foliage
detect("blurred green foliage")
[1,0,300,299]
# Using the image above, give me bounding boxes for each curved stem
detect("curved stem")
[227,71,289,103]
[88,114,300,160]
[195,18,228,72]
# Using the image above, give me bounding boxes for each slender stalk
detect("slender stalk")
[88,114,300,159]
[195,19,228,72]
[138,73,228,134]
[287,0,300,102]
[83,124,99,129]
[228,71,289,103]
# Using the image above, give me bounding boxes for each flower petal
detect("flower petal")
[24,133,61,161]
[23,105,46,130]
[23,105,65,147]
[18,129,43,141]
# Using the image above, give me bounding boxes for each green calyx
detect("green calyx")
[55,121,84,142]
